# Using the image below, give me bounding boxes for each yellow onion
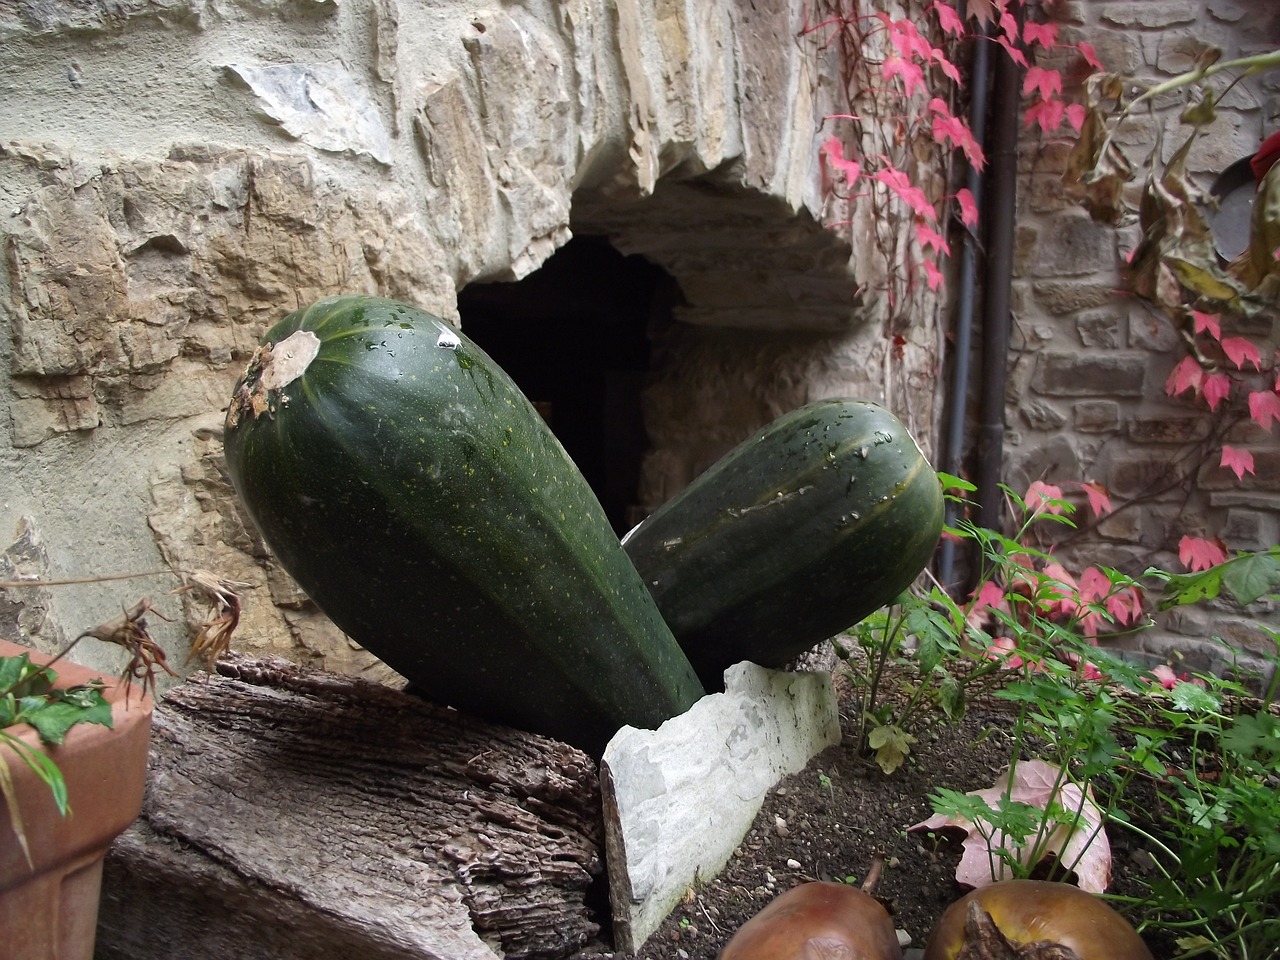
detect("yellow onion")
[922,880,1153,960]
[719,881,903,960]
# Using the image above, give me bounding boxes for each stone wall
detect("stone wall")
[0,0,942,686]
[1002,0,1280,683]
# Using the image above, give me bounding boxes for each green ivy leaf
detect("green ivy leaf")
[1170,681,1220,714]
[868,723,916,775]
[21,692,112,746]
[1221,712,1280,762]
[1220,551,1280,606]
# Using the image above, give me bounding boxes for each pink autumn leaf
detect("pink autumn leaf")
[1078,567,1111,605]
[1026,481,1065,515]
[917,223,952,256]
[1249,389,1280,431]
[1165,355,1204,398]
[955,188,979,228]
[1179,535,1229,572]
[1023,66,1063,100]
[930,99,986,168]
[931,0,966,37]
[1024,97,1066,134]
[1081,481,1112,519]
[1076,42,1104,72]
[821,137,862,186]
[1022,20,1058,49]
[882,55,926,97]
[934,52,962,85]
[874,166,937,221]
[1041,560,1080,617]
[1220,445,1256,480]
[1065,102,1087,133]
[1149,664,1179,690]
[1192,310,1222,340]
[994,34,1028,68]
[910,759,1111,893]
[1106,586,1144,627]
[998,9,1019,44]
[1222,336,1262,371]
[921,258,946,292]
[1202,372,1231,411]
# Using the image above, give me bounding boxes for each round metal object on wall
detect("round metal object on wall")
[1209,155,1258,263]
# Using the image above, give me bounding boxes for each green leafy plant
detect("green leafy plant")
[0,651,113,867]
[914,478,1280,958]
[837,582,1006,774]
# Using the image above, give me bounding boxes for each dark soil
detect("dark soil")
[569,670,1167,960]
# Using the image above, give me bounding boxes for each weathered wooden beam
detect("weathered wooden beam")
[96,655,604,960]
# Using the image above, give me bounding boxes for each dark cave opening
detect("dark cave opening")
[456,236,677,535]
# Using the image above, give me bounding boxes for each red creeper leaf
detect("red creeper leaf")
[1079,567,1110,604]
[1248,389,1280,430]
[921,258,945,292]
[1023,66,1063,100]
[955,188,979,228]
[1022,20,1058,48]
[1024,97,1066,134]
[930,98,987,169]
[1192,310,1221,340]
[916,223,952,256]
[1165,355,1204,398]
[874,166,937,221]
[1220,445,1256,480]
[1179,535,1229,573]
[1026,481,1065,515]
[1203,372,1231,411]
[1077,42,1104,72]
[1081,481,1113,518]
[1222,336,1262,371]
[1065,103,1087,133]
[821,136,862,186]
[882,55,926,97]
[931,1,965,37]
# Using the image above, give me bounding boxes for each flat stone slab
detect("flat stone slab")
[600,662,842,954]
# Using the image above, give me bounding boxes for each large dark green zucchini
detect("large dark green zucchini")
[622,399,943,689]
[222,295,703,755]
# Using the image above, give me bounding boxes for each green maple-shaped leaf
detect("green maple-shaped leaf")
[1221,551,1280,606]
[1221,711,1280,762]
[1170,681,1219,714]
[868,723,916,775]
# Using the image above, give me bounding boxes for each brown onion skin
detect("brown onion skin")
[922,880,1154,960]
[719,881,904,960]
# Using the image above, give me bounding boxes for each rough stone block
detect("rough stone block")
[1219,508,1279,553]
[1108,456,1180,498]
[600,663,841,955]
[1100,2,1199,31]
[1127,413,1212,444]
[1073,400,1121,433]
[1075,310,1125,349]
[1127,312,1181,351]
[1029,214,1117,277]
[1031,281,1121,316]
[1020,399,1067,431]
[1034,352,1147,397]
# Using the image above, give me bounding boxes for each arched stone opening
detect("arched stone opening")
[457,173,902,540]
[457,236,677,536]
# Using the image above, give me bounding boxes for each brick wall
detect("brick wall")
[999,0,1280,685]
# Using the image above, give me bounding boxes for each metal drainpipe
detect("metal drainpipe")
[936,18,990,592]
[975,36,1024,536]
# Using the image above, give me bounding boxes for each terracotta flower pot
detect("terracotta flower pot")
[0,639,152,960]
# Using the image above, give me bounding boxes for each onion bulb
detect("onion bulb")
[719,881,903,960]
[922,880,1153,960]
